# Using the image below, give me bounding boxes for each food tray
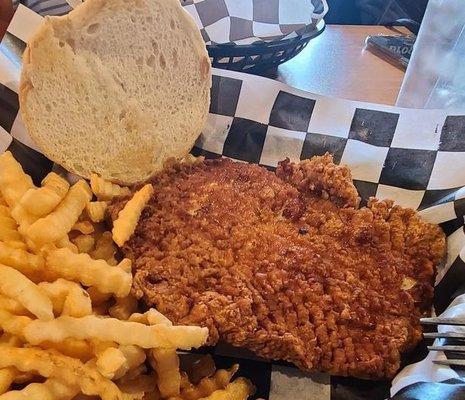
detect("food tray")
[1,5,465,400]
[180,0,327,73]
[207,21,325,74]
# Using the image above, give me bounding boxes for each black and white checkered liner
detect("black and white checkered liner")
[12,0,73,16]
[23,0,327,45]
[2,5,465,400]
[180,0,327,45]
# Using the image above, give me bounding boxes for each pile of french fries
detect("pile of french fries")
[0,151,253,400]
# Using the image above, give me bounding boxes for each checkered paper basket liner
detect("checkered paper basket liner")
[16,0,328,46]
[2,5,465,400]
[180,0,328,45]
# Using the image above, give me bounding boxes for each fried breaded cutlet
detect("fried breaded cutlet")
[110,155,445,379]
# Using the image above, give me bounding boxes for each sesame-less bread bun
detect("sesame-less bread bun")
[19,0,211,184]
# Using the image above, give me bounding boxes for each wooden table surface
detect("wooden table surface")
[270,25,407,106]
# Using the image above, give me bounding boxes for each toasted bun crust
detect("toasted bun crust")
[20,0,211,184]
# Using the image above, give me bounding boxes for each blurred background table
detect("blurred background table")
[269,25,407,105]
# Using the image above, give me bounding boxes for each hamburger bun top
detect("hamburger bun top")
[19,0,211,184]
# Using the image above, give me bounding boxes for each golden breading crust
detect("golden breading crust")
[110,155,445,379]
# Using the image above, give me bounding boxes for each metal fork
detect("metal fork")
[421,317,465,367]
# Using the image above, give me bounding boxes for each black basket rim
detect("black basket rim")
[207,20,325,55]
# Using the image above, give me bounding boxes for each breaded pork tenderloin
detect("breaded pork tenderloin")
[110,155,445,379]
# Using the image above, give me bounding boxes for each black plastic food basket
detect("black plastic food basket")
[207,21,325,74]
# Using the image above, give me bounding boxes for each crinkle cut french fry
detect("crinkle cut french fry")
[118,345,146,376]
[127,309,171,326]
[61,285,91,317]
[17,187,61,219]
[26,180,92,246]
[91,231,117,261]
[0,230,22,243]
[90,174,131,201]
[55,236,79,253]
[1,242,27,251]
[195,378,254,400]
[96,347,126,379]
[71,234,95,254]
[73,395,113,400]
[0,367,16,395]
[17,172,70,217]
[38,280,67,315]
[95,346,145,380]
[41,172,70,197]
[37,338,95,362]
[0,310,31,339]
[0,242,45,281]
[0,264,53,321]
[0,152,35,207]
[112,184,153,247]
[24,315,209,350]
[119,363,146,381]
[0,205,11,217]
[118,258,132,273]
[128,313,148,324]
[90,339,118,356]
[0,182,36,238]
[97,345,146,385]
[0,378,78,400]
[0,333,23,348]
[0,347,122,400]
[45,248,132,297]
[1,207,12,220]
[146,309,172,326]
[71,221,94,235]
[0,216,16,230]
[151,349,180,398]
[86,201,108,223]
[0,295,30,316]
[142,391,162,400]
[8,193,38,236]
[109,295,138,320]
[106,257,118,267]
[87,287,112,305]
[39,279,92,318]
[9,205,37,236]
[202,366,239,396]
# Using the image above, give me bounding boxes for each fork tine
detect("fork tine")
[421,317,465,326]
[424,332,465,339]
[428,345,465,352]
[433,359,465,367]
